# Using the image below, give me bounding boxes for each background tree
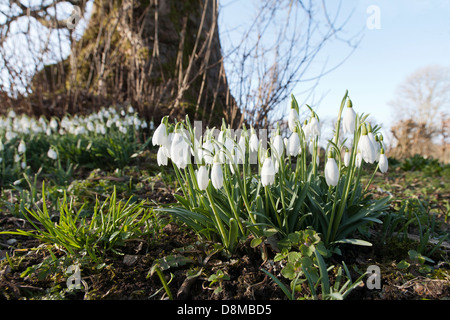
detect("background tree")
[1,0,360,128]
[389,65,450,161]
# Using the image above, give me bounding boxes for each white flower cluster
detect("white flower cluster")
[0,106,150,165]
[153,95,388,192]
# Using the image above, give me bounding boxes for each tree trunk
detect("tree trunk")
[35,0,234,126]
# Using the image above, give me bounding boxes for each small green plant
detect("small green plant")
[208,269,230,294]
[0,183,156,262]
[263,231,365,300]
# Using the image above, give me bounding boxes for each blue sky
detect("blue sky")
[220,0,450,143]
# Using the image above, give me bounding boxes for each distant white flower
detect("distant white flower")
[261,155,275,187]
[378,149,388,173]
[197,166,209,190]
[21,161,26,169]
[342,99,356,135]
[18,140,26,154]
[325,155,339,187]
[47,148,58,160]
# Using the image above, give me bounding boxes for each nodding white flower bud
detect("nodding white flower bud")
[272,131,284,158]
[288,130,301,157]
[325,152,339,187]
[18,140,26,154]
[359,124,377,164]
[378,148,388,173]
[249,128,259,153]
[344,148,351,167]
[202,139,214,164]
[261,154,275,187]
[152,118,168,146]
[157,146,168,166]
[170,129,190,169]
[288,108,300,133]
[211,156,223,190]
[302,120,311,141]
[343,99,356,135]
[197,165,209,190]
[47,148,58,160]
[309,116,320,138]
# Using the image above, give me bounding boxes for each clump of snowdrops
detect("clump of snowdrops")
[154,92,390,254]
[0,106,150,184]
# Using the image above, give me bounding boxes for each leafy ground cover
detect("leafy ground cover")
[0,107,449,301]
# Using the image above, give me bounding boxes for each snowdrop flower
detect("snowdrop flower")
[47,148,58,160]
[202,138,214,164]
[249,127,259,153]
[211,155,223,189]
[197,166,210,190]
[367,123,378,155]
[378,148,388,173]
[325,152,339,187]
[157,146,168,166]
[272,128,284,158]
[343,99,356,135]
[288,108,300,133]
[288,130,301,157]
[359,124,377,164]
[170,128,190,169]
[302,120,311,142]
[309,116,320,138]
[152,118,169,146]
[21,161,26,169]
[87,121,95,132]
[343,148,351,167]
[261,153,275,187]
[18,140,26,154]
[237,134,246,163]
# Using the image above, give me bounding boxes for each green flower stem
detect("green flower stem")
[173,164,189,200]
[265,185,282,232]
[363,162,380,194]
[205,185,228,247]
[223,164,245,235]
